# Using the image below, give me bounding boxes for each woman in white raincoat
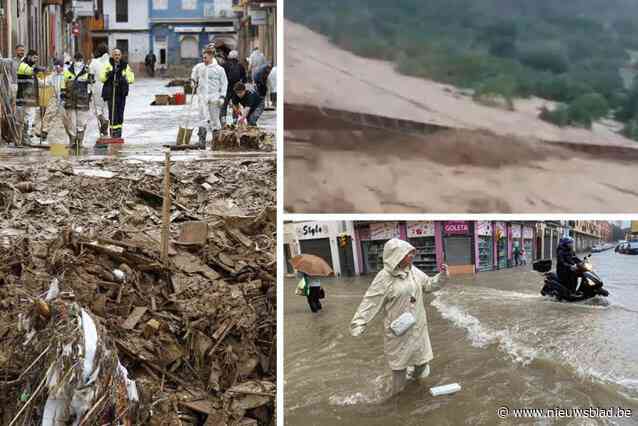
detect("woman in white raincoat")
[350,238,449,395]
[190,47,228,147]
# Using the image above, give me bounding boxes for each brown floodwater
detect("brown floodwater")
[284,250,638,425]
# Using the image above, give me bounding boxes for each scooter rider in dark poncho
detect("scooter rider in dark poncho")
[556,237,581,293]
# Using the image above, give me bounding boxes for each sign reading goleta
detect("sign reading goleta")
[444,221,469,234]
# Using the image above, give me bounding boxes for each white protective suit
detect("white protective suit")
[190,59,228,134]
[88,53,110,129]
[350,238,444,371]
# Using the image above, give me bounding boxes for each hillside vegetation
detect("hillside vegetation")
[286,0,638,137]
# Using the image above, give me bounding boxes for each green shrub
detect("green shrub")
[539,104,570,127]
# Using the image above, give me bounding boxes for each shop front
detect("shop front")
[406,221,438,275]
[476,221,494,272]
[442,221,474,275]
[523,226,534,262]
[358,222,401,274]
[511,224,522,265]
[496,222,508,269]
[295,222,334,270]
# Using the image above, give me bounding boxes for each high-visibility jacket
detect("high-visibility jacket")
[16,61,34,101]
[63,63,90,109]
[99,59,134,101]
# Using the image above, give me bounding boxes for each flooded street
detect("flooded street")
[0,78,276,164]
[284,250,638,425]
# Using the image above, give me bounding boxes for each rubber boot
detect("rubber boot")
[77,129,85,147]
[197,127,207,148]
[98,115,108,136]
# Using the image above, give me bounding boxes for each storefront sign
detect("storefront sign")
[72,0,94,17]
[407,221,434,238]
[477,221,492,236]
[368,222,400,240]
[444,221,469,235]
[296,222,329,240]
[512,226,522,238]
[523,227,534,239]
[249,9,267,25]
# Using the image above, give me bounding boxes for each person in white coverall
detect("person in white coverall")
[88,43,110,137]
[190,47,228,147]
[350,238,449,395]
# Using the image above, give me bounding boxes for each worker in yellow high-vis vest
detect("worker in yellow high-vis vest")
[63,52,91,148]
[99,48,134,138]
[16,49,39,145]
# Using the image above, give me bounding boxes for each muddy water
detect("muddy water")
[284,250,638,425]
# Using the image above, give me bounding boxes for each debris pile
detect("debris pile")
[216,127,275,152]
[0,157,276,425]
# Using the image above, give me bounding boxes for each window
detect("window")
[153,0,168,9]
[182,0,196,10]
[116,0,128,23]
[180,36,199,59]
[116,39,129,58]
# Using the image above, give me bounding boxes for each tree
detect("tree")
[473,74,517,110]
[568,92,609,128]
[518,45,569,74]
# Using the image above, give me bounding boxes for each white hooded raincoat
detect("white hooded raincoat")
[350,238,443,370]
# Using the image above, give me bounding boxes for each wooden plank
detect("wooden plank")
[121,306,148,330]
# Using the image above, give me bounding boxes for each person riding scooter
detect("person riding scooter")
[556,237,581,293]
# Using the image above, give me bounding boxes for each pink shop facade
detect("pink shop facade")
[353,221,538,276]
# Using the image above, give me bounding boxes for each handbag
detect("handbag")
[319,288,326,299]
[390,311,416,336]
[295,278,306,296]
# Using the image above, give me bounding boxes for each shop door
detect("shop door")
[299,238,333,270]
[536,236,542,260]
[363,240,387,274]
[523,239,533,263]
[338,236,355,277]
[544,231,552,259]
[284,243,294,274]
[444,236,472,266]
[497,237,508,269]
[477,236,493,271]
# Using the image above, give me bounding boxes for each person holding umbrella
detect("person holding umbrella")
[350,238,449,395]
[290,254,333,313]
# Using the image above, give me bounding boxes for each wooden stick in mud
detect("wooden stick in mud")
[160,150,171,264]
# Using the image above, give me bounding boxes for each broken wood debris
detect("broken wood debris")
[0,158,276,425]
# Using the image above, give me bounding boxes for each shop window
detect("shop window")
[180,36,199,59]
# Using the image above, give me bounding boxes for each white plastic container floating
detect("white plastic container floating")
[430,383,461,396]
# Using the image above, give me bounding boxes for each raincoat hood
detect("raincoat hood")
[383,238,416,274]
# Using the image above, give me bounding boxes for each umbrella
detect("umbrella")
[290,254,334,277]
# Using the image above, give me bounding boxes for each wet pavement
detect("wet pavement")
[284,250,638,425]
[0,78,276,164]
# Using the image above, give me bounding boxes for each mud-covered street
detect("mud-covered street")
[284,250,638,425]
[0,78,277,424]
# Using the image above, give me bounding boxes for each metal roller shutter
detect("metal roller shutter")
[299,238,333,269]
